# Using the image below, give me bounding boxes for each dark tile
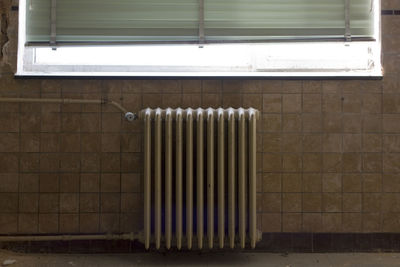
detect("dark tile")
[313,233,332,252]
[372,233,393,251]
[331,234,354,252]
[354,233,372,252]
[271,233,292,252]
[292,233,313,252]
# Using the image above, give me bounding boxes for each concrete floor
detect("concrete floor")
[1,250,400,267]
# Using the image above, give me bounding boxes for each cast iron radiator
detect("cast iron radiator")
[140,108,259,250]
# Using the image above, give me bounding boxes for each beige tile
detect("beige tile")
[302,213,322,232]
[262,114,281,132]
[302,94,321,113]
[362,174,382,193]
[363,114,382,133]
[60,133,80,152]
[342,213,362,232]
[322,193,342,212]
[19,193,38,213]
[362,213,381,232]
[343,193,362,212]
[323,153,342,173]
[362,153,382,172]
[282,154,302,172]
[101,153,120,172]
[383,174,400,192]
[343,134,361,152]
[362,94,382,114]
[342,174,362,193]
[383,153,400,172]
[303,174,322,192]
[382,213,400,232]
[322,94,342,113]
[343,114,362,133]
[303,81,322,93]
[59,214,79,233]
[282,213,302,232]
[0,174,19,193]
[303,153,322,172]
[303,193,322,212]
[80,213,99,233]
[343,94,361,113]
[101,134,121,152]
[100,193,120,212]
[19,174,39,193]
[81,153,100,172]
[39,174,59,192]
[0,133,19,152]
[282,94,301,113]
[262,134,281,152]
[342,153,361,173]
[363,134,382,152]
[0,193,18,212]
[282,173,302,192]
[383,135,400,152]
[323,114,342,133]
[302,114,322,133]
[121,173,141,193]
[281,134,302,152]
[263,94,281,113]
[323,134,342,152]
[262,153,282,172]
[38,214,59,234]
[262,193,281,212]
[262,173,281,193]
[303,134,322,152]
[101,173,120,192]
[39,193,59,213]
[322,213,342,232]
[60,193,79,213]
[282,193,302,212]
[121,193,142,212]
[362,193,381,212]
[262,213,281,232]
[18,214,38,233]
[100,213,120,233]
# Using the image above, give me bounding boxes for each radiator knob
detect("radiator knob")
[125,112,136,122]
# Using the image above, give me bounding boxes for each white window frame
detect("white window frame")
[17,0,382,78]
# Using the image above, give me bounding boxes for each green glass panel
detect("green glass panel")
[26,0,375,44]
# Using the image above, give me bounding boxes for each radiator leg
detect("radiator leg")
[238,109,246,249]
[186,109,194,250]
[165,109,173,250]
[144,109,152,250]
[249,109,257,249]
[176,109,183,250]
[217,109,225,249]
[228,109,236,249]
[207,109,214,249]
[197,110,204,249]
[154,109,162,250]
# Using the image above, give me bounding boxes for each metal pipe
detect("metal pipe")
[0,233,141,242]
[0,97,137,121]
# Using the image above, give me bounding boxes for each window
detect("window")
[17,0,381,77]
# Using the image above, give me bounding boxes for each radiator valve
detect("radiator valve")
[125,112,137,122]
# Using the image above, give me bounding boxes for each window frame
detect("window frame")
[17,0,383,78]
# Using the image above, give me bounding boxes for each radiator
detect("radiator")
[139,107,259,250]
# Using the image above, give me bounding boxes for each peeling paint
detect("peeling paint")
[0,0,18,73]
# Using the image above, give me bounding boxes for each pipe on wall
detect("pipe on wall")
[0,233,142,242]
[0,97,137,121]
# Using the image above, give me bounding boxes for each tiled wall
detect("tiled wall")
[0,0,400,235]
